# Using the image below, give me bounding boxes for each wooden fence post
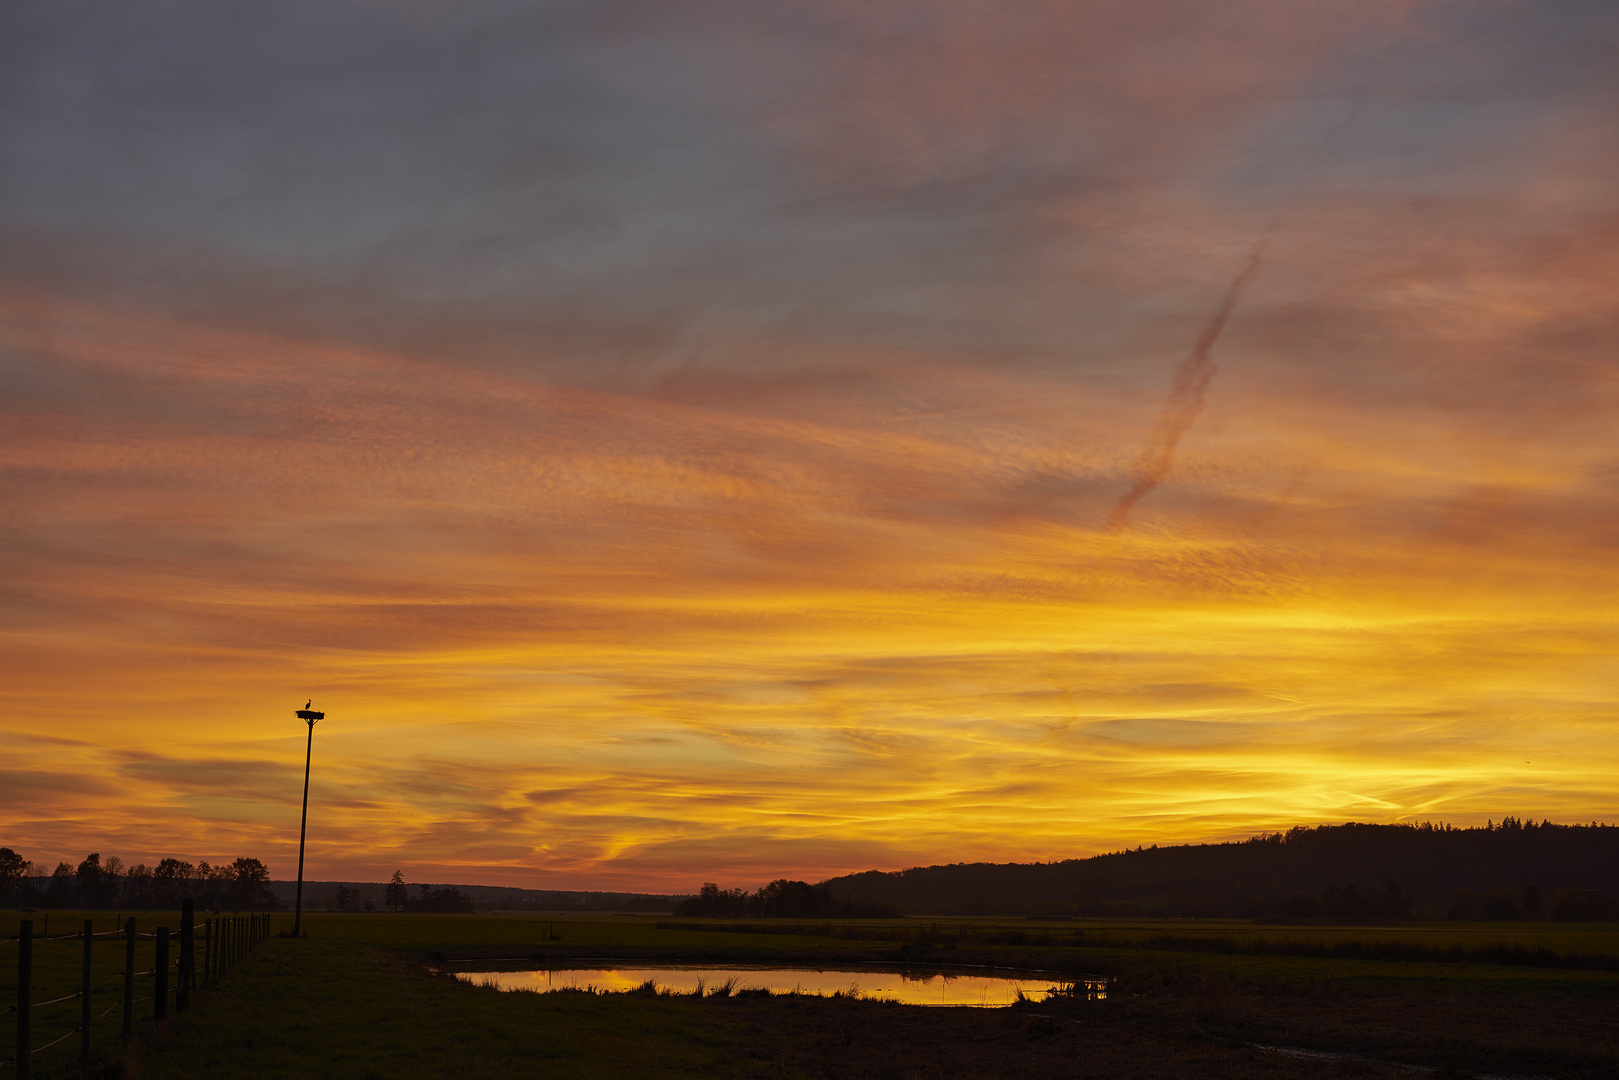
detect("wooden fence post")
[16,920,31,1080]
[123,919,135,1045]
[154,928,169,1021]
[81,919,93,1078]
[177,900,193,1012]
[203,918,212,985]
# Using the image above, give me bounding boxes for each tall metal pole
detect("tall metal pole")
[292,708,319,937]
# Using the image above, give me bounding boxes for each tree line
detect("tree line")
[0,846,274,910]
[676,879,897,918]
[312,876,477,913]
[824,819,1619,919]
[1445,884,1610,921]
[377,870,474,913]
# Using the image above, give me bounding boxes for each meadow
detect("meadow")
[5,910,1618,1078]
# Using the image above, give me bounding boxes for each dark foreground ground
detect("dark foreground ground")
[8,912,1617,1079]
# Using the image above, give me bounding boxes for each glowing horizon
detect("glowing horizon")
[4,0,1618,892]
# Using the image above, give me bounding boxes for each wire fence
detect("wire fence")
[4,905,273,1078]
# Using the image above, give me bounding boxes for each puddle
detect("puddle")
[450,963,1105,1007]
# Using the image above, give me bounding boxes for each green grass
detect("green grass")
[6,910,1619,1078]
[4,912,749,1079]
[2,910,203,1079]
[135,937,739,1079]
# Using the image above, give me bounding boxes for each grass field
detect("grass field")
[5,910,1619,1078]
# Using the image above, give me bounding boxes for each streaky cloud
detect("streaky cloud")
[1107,239,1267,530]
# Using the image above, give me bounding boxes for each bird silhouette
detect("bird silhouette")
[305,699,312,709]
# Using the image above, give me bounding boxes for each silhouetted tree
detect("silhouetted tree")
[230,857,271,910]
[386,870,409,913]
[1523,885,1543,919]
[677,882,750,917]
[0,847,29,905]
[153,858,194,907]
[125,864,153,908]
[756,879,831,918]
[409,885,474,913]
[202,862,232,910]
[75,853,105,907]
[101,856,125,907]
[45,862,75,908]
[676,879,889,918]
[1446,888,1478,920]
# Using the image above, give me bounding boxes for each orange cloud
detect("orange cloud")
[4,277,1619,889]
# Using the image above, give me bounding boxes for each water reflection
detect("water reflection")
[452,964,1105,1006]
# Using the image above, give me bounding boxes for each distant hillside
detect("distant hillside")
[823,820,1619,919]
[263,880,683,913]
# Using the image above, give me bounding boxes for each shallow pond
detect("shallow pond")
[451,963,1104,1007]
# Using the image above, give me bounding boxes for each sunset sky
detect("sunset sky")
[4,0,1618,892]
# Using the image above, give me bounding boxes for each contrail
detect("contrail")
[1106,240,1267,531]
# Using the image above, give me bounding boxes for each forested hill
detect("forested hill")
[822,820,1619,919]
